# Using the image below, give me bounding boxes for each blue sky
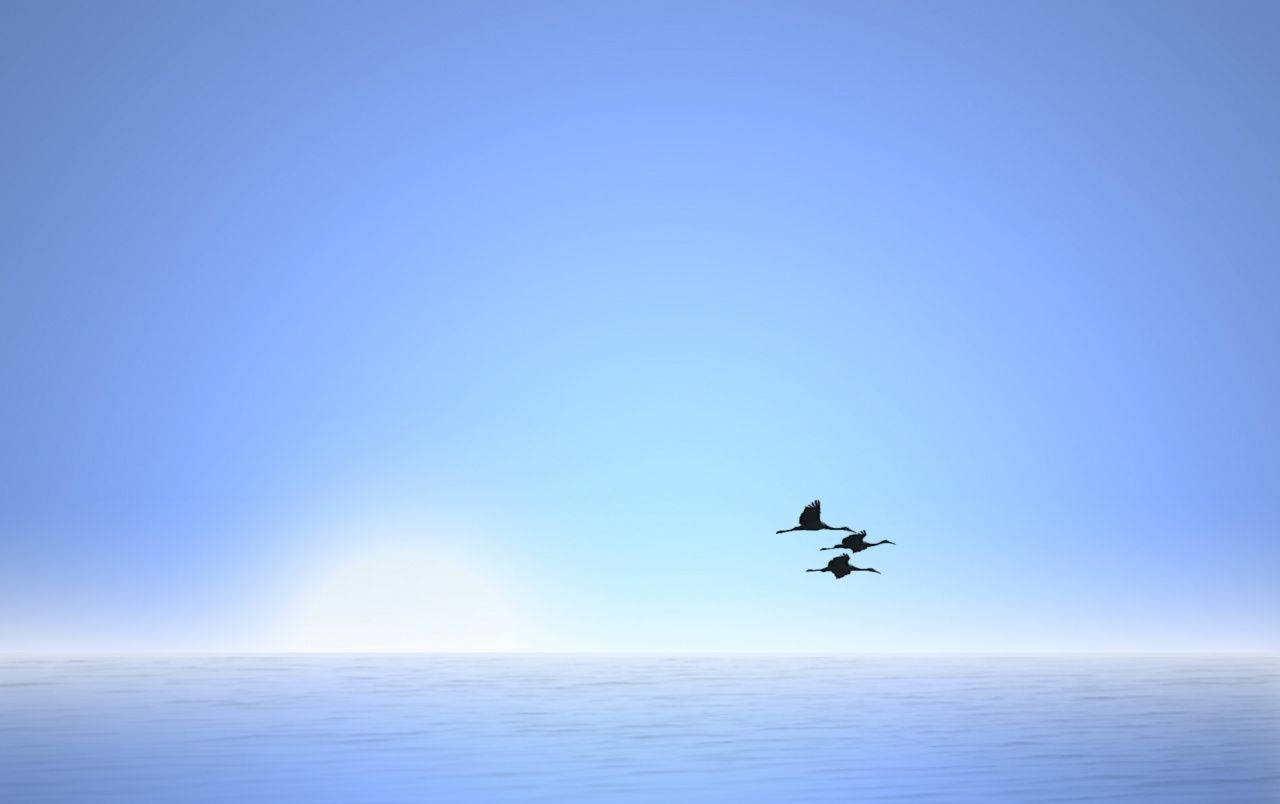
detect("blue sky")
[2,1,1277,652]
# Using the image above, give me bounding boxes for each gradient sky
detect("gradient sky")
[3,1,1277,652]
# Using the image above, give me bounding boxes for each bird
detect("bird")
[818,530,896,554]
[806,554,880,579]
[776,499,857,534]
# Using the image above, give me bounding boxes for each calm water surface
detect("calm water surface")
[2,654,1277,802]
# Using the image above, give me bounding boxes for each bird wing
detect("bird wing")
[798,500,821,527]
[829,554,851,569]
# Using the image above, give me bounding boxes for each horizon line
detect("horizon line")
[3,649,1277,658]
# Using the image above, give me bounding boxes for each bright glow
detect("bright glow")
[274,513,532,652]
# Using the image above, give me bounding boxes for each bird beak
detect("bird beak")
[870,568,881,573]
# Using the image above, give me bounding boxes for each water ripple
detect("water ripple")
[1,654,1276,802]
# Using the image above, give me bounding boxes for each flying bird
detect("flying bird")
[806,554,880,579]
[819,530,896,554]
[776,499,857,534]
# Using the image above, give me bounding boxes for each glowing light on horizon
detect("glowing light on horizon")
[271,514,533,652]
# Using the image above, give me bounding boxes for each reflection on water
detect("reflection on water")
[2,654,1277,802]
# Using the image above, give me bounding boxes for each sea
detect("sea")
[2,654,1277,803]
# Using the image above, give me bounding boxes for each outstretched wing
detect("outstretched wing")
[798,499,821,527]
[828,554,851,569]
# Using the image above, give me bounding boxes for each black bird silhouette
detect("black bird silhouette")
[776,499,857,534]
[806,554,880,579]
[819,530,896,554]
